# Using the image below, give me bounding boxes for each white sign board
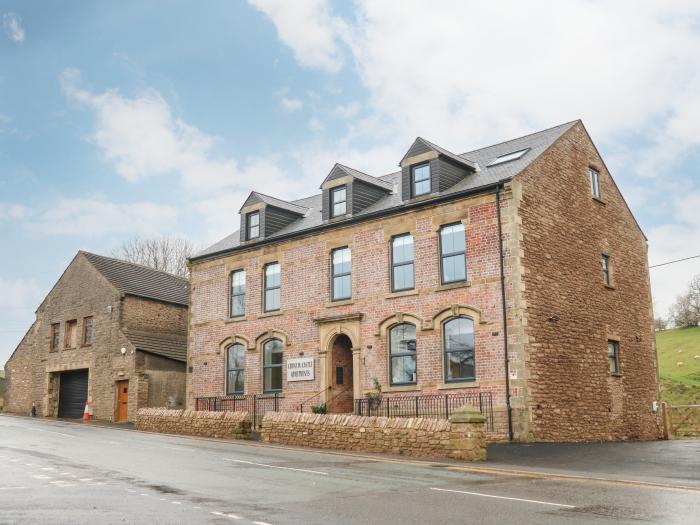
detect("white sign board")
[286,357,314,382]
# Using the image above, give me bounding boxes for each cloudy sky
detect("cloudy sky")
[1,1,700,365]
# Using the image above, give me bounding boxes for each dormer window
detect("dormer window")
[246,211,260,240]
[412,163,431,197]
[331,186,347,218]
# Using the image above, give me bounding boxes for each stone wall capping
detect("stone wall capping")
[437,381,480,390]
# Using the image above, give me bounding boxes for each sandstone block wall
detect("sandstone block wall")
[136,408,251,439]
[260,411,486,461]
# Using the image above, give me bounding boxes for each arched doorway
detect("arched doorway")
[328,334,354,413]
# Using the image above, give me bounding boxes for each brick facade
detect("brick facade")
[188,121,661,442]
[4,253,188,422]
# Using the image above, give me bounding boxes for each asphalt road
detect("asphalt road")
[1,415,698,525]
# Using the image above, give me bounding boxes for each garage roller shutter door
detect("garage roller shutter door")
[58,369,89,419]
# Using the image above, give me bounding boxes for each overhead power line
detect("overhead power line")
[649,254,700,269]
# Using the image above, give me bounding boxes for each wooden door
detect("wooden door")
[116,381,129,422]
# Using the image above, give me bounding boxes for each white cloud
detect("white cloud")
[308,116,325,132]
[28,198,178,238]
[2,13,25,43]
[280,95,303,112]
[0,203,30,220]
[0,277,41,311]
[334,102,360,119]
[247,0,347,73]
[0,276,44,364]
[60,68,291,196]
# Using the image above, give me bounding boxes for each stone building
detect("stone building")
[187,120,662,442]
[5,252,188,422]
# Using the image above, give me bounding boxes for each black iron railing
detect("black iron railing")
[195,393,279,430]
[354,392,494,431]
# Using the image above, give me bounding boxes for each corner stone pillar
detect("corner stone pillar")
[352,347,361,405]
[448,405,487,461]
[319,350,329,404]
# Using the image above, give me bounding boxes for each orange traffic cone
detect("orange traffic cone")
[82,401,90,422]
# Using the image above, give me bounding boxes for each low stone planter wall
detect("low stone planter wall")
[261,406,486,461]
[136,408,251,440]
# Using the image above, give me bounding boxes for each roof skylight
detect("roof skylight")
[487,148,530,167]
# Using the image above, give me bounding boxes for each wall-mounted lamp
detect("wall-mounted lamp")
[120,347,126,355]
[547,314,559,323]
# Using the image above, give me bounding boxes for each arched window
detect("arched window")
[389,323,417,385]
[263,338,284,392]
[226,343,245,395]
[443,317,475,382]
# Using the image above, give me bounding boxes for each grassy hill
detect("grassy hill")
[656,326,700,405]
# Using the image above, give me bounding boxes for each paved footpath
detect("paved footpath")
[1,414,698,525]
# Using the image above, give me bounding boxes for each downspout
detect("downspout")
[496,185,514,441]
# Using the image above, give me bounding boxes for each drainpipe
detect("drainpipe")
[496,185,514,442]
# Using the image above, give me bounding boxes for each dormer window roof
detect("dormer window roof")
[320,163,394,192]
[399,137,476,171]
[239,191,308,243]
[487,148,530,167]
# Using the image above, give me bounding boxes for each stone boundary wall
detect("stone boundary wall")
[261,409,486,461]
[136,408,251,440]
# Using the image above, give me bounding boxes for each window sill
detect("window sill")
[384,289,419,299]
[81,344,92,348]
[435,281,471,292]
[437,381,479,390]
[592,197,606,205]
[257,311,283,319]
[610,373,623,378]
[384,384,420,393]
[325,299,355,308]
[226,316,248,324]
[604,284,616,291]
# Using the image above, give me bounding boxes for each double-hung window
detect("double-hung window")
[263,338,283,392]
[391,234,414,291]
[263,263,281,312]
[226,343,245,394]
[602,254,611,286]
[444,317,475,382]
[608,340,620,374]
[331,247,352,301]
[330,186,347,218]
[411,163,431,197]
[230,270,246,317]
[247,211,260,240]
[440,223,467,284]
[389,323,417,385]
[589,168,601,199]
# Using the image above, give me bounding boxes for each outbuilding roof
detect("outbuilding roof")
[194,121,579,261]
[124,330,187,362]
[81,252,190,306]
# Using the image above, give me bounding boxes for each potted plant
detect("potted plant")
[365,378,383,411]
[311,402,327,414]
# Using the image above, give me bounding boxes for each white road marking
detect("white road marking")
[253,521,273,525]
[429,487,575,508]
[79,478,93,482]
[33,475,52,480]
[139,493,149,497]
[226,514,243,520]
[40,467,55,471]
[171,501,182,505]
[223,458,328,476]
[211,511,225,516]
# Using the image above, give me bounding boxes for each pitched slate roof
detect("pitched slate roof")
[81,252,189,306]
[124,330,187,362]
[193,121,578,260]
[322,163,394,191]
[240,191,309,215]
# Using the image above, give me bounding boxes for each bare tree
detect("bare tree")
[112,236,195,278]
[669,274,700,328]
[654,317,668,331]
